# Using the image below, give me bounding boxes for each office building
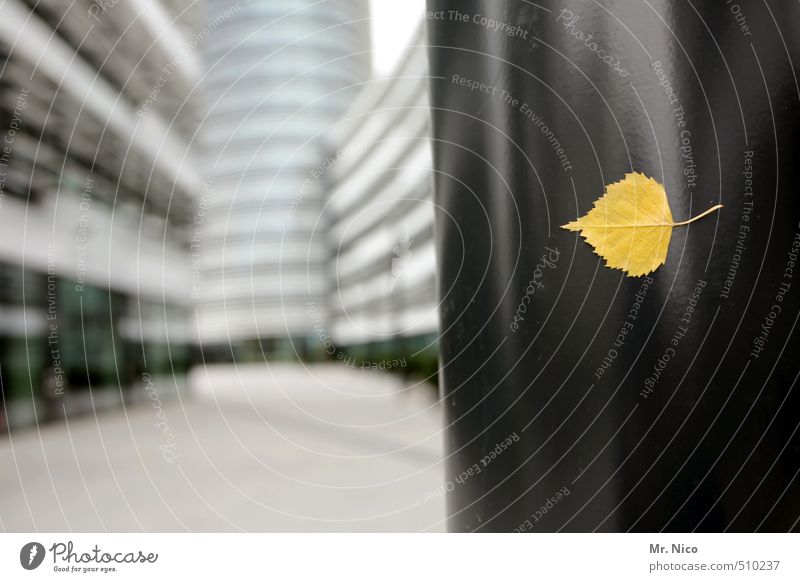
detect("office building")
[324,25,437,368]
[197,0,371,357]
[0,0,203,428]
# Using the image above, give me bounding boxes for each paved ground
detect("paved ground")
[0,364,446,532]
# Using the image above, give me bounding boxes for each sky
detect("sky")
[369,0,426,76]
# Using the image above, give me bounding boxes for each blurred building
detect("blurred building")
[0,0,203,428]
[197,0,371,358]
[325,25,438,370]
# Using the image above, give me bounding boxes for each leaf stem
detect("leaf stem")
[672,204,724,226]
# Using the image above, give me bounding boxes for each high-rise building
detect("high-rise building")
[197,0,371,356]
[0,0,203,428]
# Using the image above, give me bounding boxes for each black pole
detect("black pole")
[427,0,800,531]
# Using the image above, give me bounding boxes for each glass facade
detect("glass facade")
[197,0,371,346]
[0,0,201,429]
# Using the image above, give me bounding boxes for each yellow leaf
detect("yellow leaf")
[562,172,722,277]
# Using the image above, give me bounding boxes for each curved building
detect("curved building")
[197,0,370,355]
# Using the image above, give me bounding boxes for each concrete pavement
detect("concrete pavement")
[0,364,446,532]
